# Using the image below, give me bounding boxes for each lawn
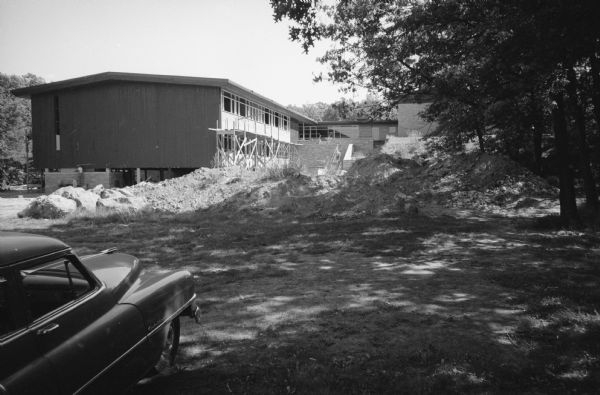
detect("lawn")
[6,204,600,394]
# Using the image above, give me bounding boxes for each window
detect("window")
[222,90,288,128]
[223,92,232,113]
[239,98,247,117]
[54,95,61,151]
[21,257,94,321]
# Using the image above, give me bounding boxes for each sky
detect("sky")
[0,0,362,106]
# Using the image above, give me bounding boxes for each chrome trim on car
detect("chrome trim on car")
[7,248,71,267]
[80,247,118,260]
[73,330,148,395]
[73,293,197,394]
[146,293,197,338]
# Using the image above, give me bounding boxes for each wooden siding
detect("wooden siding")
[31,94,57,168]
[31,82,221,169]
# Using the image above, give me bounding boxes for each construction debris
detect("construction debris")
[18,194,77,219]
[16,150,558,219]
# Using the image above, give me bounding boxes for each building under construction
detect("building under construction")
[13,72,429,191]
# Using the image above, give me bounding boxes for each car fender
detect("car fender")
[119,269,196,334]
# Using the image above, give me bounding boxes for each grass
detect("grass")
[4,203,600,394]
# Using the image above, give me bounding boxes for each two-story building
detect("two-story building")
[13,72,315,190]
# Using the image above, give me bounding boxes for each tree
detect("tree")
[0,73,45,186]
[289,95,397,122]
[272,0,600,225]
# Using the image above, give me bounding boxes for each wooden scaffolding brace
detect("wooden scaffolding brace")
[210,118,300,170]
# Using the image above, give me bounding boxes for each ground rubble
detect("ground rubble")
[16,150,558,219]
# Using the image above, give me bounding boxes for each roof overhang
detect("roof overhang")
[12,72,317,124]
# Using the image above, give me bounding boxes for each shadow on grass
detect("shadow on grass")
[10,203,600,394]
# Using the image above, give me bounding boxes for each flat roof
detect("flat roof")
[314,120,398,126]
[12,72,317,124]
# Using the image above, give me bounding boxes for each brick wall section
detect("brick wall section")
[342,159,355,170]
[296,138,374,175]
[45,172,81,192]
[297,141,343,175]
[44,171,112,192]
[351,138,374,154]
[81,172,112,189]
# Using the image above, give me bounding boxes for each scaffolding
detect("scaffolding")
[210,119,299,170]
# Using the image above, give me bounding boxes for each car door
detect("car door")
[0,269,59,395]
[18,255,148,394]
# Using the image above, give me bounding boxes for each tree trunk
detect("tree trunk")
[590,53,600,136]
[476,117,485,153]
[566,67,598,212]
[530,96,544,175]
[589,54,600,200]
[532,123,543,176]
[551,92,579,226]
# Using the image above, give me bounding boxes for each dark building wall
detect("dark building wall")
[31,81,221,169]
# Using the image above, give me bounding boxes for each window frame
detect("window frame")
[20,255,97,323]
[0,252,103,343]
[221,90,289,130]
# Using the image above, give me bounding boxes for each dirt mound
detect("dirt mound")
[426,152,554,195]
[124,167,333,215]
[18,150,558,219]
[106,152,557,218]
[326,151,557,216]
[129,168,256,212]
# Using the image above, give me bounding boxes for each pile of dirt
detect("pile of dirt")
[16,150,558,219]
[128,167,260,212]
[320,152,558,217]
[129,167,333,214]
[18,185,148,218]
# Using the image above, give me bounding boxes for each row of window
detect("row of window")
[222,91,289,130]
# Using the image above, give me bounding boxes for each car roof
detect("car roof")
[0,232,70,267]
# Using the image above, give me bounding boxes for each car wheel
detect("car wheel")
[154,316,180,373]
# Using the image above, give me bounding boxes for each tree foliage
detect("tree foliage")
[272,0,600,225]
[0,72,45,186]
[288,95,397,122]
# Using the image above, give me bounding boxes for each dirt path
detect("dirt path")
[6,205,599,394]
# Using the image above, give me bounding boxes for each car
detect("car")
[0,232,199,394]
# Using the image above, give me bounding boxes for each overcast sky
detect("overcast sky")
[0,0,361,106]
